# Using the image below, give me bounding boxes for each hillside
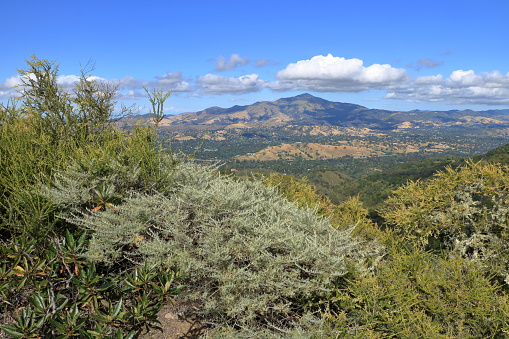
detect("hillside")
[332,141,509,211]
[157,93,509,131]
[5,58,509,339]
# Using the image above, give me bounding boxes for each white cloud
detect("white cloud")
[275,54,407,92]
[446,70,484,87]
[114,90,146,100]
[5,75,24,88]
[0,76,19,98]
[113,72,193,94]
[215,54,250,71]
[153,71,192,92]
[56,74,106,88]
[197,73,266,94]
[386,70,509,105]
[0,73,108,96]
[56,74,81,87]
[2,55,508,107]
[414,74,443,85]
[117,76,141,90]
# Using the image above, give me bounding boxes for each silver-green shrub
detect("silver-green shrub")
[50,161,381,331]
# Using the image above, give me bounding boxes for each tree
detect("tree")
[143,86,171,128]
[15,55,119,146]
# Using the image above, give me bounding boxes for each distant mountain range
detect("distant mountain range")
[155,93,509,130]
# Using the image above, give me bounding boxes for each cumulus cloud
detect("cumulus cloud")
[386,70,509,105]
[0,74,42,98]
[152,71,193,92]
[113,72,193,93]
[414,74,443,85]
[274,54,407,92]
[0,76,21,98]
[114,89,146,101]
[2,54,508,107]
[215,54,250,71]
[445,70,475,87]
[117,76,141,90]
[5,75,24,88]
[0,70,193,101]
[0,73,109,97]
[57,74,107,88]
[197,73,266,95]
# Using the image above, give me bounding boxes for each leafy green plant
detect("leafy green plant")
[143,86,171,128]
[321,248,509,338]
[0,231,181,338]
[0,56,126,239]
[51,161,384,333]
[91,182,122,211]
[379,160,509,284]
[263,173,385,242]
[1,307,46,339]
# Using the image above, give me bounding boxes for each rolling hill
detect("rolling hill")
[157,93,509,131]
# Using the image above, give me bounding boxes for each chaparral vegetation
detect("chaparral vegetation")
[2,57,509,338]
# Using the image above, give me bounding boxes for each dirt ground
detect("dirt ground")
[140,303,208,339]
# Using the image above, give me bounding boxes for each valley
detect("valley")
[137,93,509,205]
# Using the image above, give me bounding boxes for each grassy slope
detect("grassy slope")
[326,141,509,211]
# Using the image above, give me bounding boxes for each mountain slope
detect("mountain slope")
[161,93,509,130]
[331,141,509,210]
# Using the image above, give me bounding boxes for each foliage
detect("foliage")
[474,141,509,165]
[380,160,509,284]
[0,56,176,240]
[0,231,180,338]
[333,156,464,210]
[322,248,509,338]
[0,56,182,338]
[5,55,509,338]
[263,173,384,242]
[15,56,120,146]
[0,57,109,237]
[44,161,383,332]
[143,86,171,127]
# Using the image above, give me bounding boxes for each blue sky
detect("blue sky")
[1,0,508,115]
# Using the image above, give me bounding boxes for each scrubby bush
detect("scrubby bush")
[0,56,182,338]
[263,173,385,242]
[380,161,509,284]
[0,231,180,338]
[44,161,383,333]
[10,55,509,338]
[0,56,131,239]
[322,248,509,338]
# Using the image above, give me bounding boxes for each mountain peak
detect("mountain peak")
[294,93,318,100]
[159,93,509,130]
[275,93,327,105]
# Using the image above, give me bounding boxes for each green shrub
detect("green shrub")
[0,56,184,338]
[379,160,509,284]
[46,161,383,333]
[264,173,385,242]
[0,56,176,240]
[322,249,509,338]
[0,56,120,238]
[0,231,181,338]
